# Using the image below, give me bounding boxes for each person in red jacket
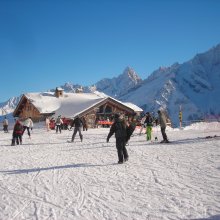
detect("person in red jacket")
[11,119,23,146]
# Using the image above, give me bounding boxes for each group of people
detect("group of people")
[45,115,87,142]
[2,116,34,145]
[5,110,169,164]
[9,115,87,146]
[11,117,34,146]
[45,115,88,134]
[139,110,169,143]
[107,110,169,164]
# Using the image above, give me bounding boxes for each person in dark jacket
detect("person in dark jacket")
[11,119,23,146]
[81,116,88,131]
[126,114,137,144]
[107,113,129,164]
[144,112,153,141]
[70,116,83,142]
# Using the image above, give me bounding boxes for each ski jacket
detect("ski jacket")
[81,117,87,127]
[158,111,167,128]
[45,118,50,125]
[3,119,8,126]
[144,115,153,127]
[56,117,63,125]
[23,118,33,128]
[13,121,23,134]
[107,118,127,140]
[70,117,83,128]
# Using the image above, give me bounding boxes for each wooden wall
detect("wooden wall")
[18,100,42,122]
[81,102,134,128]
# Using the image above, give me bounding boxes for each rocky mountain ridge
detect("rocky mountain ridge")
[1,44,220,127]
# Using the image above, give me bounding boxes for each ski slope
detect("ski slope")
[0,123,220,220]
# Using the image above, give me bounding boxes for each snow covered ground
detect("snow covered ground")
[0,122,220,220]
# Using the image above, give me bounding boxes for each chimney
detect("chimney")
[75,86,83,93]
[55,87,64,98]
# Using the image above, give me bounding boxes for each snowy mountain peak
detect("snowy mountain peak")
[1,44,220,127]
[95,67,142,98]
[63,82,75,91]
[0,96,21,116]
[61,82,83,92]
[122,66,142,83]
[119,43,220,126]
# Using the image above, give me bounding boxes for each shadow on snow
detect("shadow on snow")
[0,163,117,175]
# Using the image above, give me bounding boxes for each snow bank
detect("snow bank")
[183,121,220,131]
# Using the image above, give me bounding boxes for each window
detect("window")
[105,106,112,113]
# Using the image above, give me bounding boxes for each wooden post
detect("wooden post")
[179,105,182,128]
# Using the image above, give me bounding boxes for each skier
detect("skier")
[3,116,9,133]
[55,115,63,133]
[126,113,137,144]
[45,117,50,131]
[11,119,23,146]
[81,116,88,131]
[22,117,33,138]
[139,114,146,135]
[157,110,169,143]
[70,116,83,142]
[144,112,153,141]
[107,113,129,164]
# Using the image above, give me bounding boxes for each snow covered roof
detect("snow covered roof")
[25,92,60,114]
[123,102,143,112]
[25,92,104,117]
[56,87,64,91]
[105,96,143,113]
[53,93,105,118]
[23,92,143,118]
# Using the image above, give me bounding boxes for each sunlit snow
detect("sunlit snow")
[0,122,219,219]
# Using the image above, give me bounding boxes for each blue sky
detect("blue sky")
[0,0,220,102]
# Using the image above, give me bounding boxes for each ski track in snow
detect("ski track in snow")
[0,125,220,220]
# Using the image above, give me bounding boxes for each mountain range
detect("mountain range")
[1,44,220,126]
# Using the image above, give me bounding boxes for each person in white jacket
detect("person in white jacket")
[55,115,63,133]
[45,117,50,131]
[22,117,33,138]
[3,116,9,133]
